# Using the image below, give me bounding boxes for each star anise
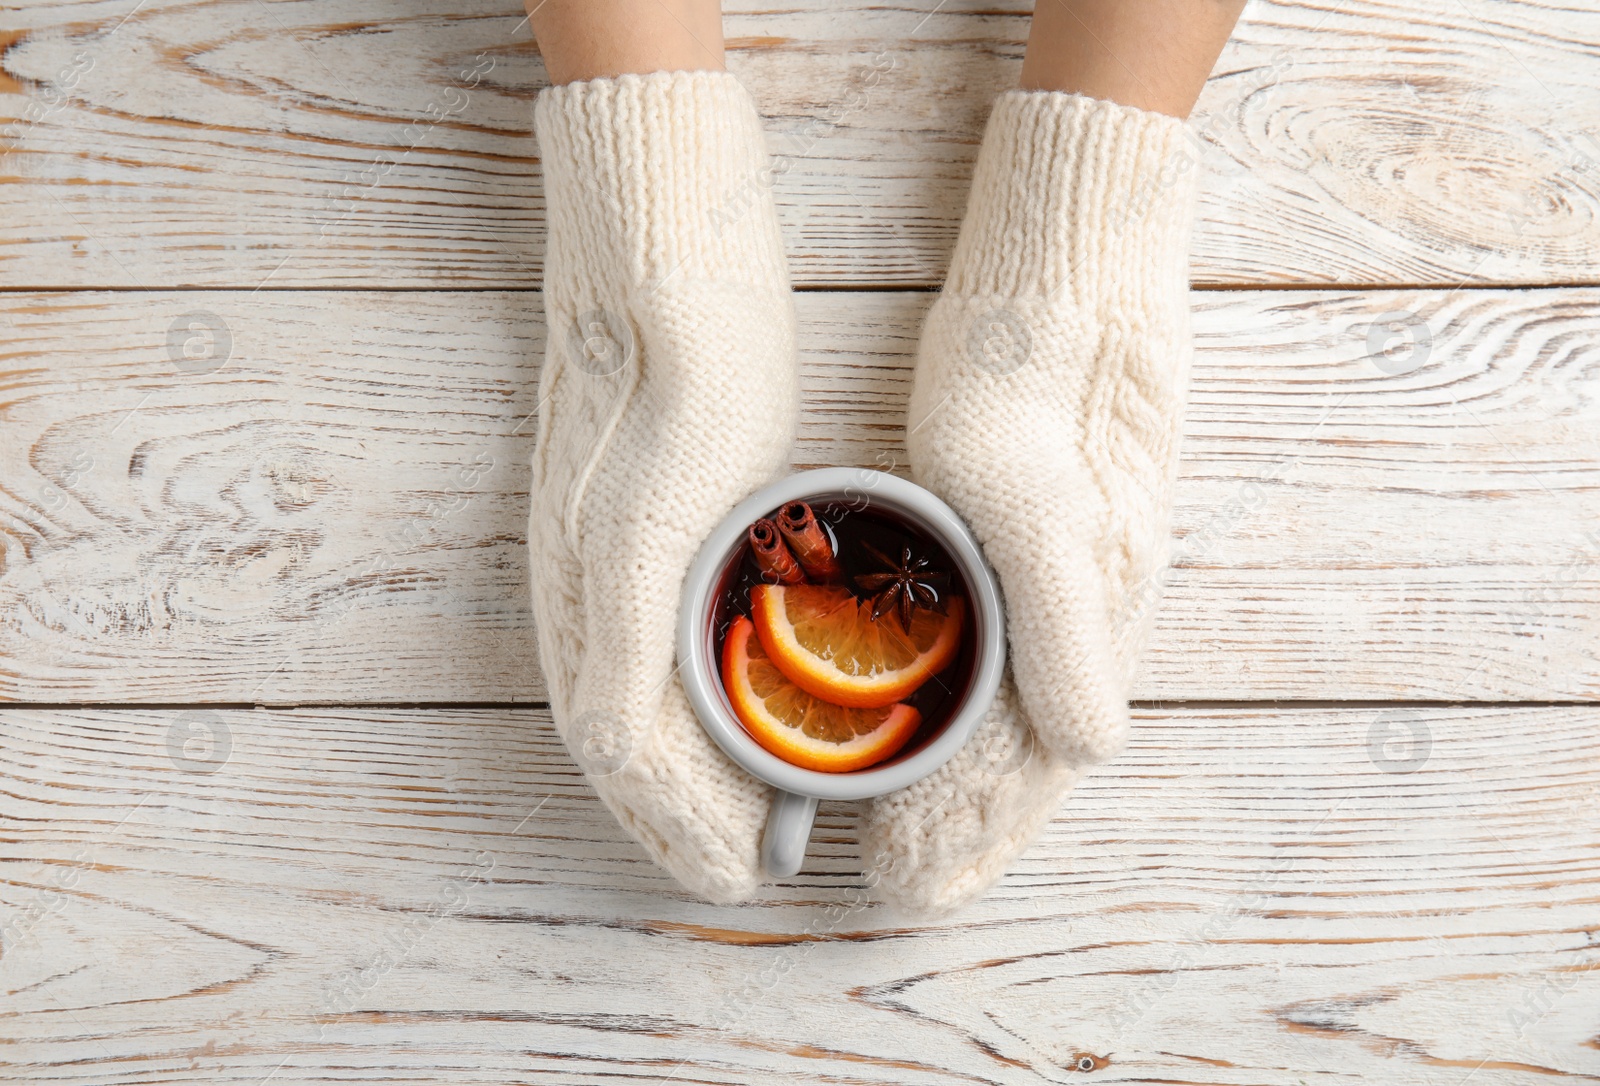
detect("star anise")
[854,542,951,631]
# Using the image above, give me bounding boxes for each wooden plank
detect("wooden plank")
[2,706,1597,1084]
[2,288,1597,703]
[2,0,1599,289]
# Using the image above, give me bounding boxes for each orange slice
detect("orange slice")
[721,615,921,773]
[751,584,964,709]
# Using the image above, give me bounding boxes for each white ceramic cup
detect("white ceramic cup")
[677,468,1006,877]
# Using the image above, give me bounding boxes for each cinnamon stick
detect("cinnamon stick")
[776,502,843,582]
[749,519,804,585]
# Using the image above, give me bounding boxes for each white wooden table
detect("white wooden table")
[3,2,1599,1082]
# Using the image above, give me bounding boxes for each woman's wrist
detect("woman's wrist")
[529,0,725,86]
[1018,0,1245,119]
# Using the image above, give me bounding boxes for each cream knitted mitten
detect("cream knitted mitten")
[529,72,797,903]
[863,92,1199,913]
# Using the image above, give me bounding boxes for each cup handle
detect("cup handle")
[761,790,819,877]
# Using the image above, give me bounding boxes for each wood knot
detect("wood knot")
[255,452,330,510]
[1069,1053,1109,1073]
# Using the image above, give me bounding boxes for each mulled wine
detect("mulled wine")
[711,497,980,773]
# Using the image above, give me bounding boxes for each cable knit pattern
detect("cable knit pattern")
[529,72,797,903]
[863,92,1199,914]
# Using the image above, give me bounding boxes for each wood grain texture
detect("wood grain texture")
[3,288,1598,703]
[4,3,1596,1082]
[2,705,1597,1085]
[2,0,1599,289]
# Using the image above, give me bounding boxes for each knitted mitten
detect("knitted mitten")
[530,72,797,903]
[862,92,1199,913]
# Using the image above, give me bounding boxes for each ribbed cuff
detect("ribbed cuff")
[945,92,1199,308]
[536,71,790,294]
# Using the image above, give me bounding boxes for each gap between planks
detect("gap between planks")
[6,281,1600,293]
[2,699,1595,712]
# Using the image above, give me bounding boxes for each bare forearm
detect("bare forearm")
[528,0,724,85]
[1021,0,1245,118]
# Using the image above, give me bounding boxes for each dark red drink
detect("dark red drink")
[712,497,979,771]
